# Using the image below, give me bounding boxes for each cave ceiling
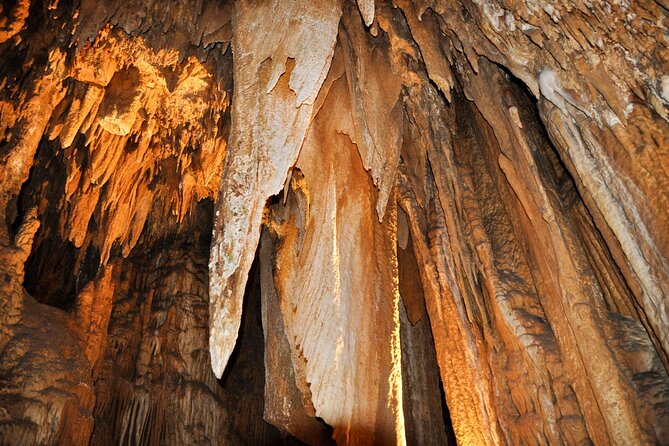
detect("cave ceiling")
[1,0,669,445]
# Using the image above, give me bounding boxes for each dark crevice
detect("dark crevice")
[438,371,458,445]
[16,137,94,309]
[400,294,457,446]
[219,249,307,445]
[398,226,457,445]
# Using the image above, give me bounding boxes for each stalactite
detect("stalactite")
[208,0,343,379]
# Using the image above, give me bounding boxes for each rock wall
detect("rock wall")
[1,0,668,445]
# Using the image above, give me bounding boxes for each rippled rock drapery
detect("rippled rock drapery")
[1,0,669,445]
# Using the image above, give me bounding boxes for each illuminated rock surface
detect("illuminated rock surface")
[1,0,668,445]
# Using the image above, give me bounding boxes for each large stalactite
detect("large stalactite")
[1,0,668,445]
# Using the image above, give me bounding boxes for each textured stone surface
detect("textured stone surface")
[208,0,343,379]
[263,47,404,443]
[259,231,334,445]
[1,0,669,445]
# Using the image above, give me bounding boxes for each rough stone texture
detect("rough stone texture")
[0,1,239,445]
[399,300,453,445]
[1,0,669,445]
[259,231,334,446]
[263,46,404,444]
[208,0,343,379]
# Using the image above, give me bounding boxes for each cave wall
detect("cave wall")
[1,0,669,445]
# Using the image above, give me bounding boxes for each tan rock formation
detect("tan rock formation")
[1,0,668,445]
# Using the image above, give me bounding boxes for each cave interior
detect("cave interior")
[1,0,669,445]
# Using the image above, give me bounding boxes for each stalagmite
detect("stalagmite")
[1,0,668,445]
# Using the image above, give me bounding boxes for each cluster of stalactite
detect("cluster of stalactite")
[1,0,668,445]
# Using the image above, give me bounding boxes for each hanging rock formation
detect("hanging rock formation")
[1,0,668,445]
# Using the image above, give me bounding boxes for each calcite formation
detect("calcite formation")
[1,0,668,445]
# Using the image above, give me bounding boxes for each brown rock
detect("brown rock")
[1,1,668,445]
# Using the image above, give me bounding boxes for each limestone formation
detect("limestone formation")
[1,0,668,445]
